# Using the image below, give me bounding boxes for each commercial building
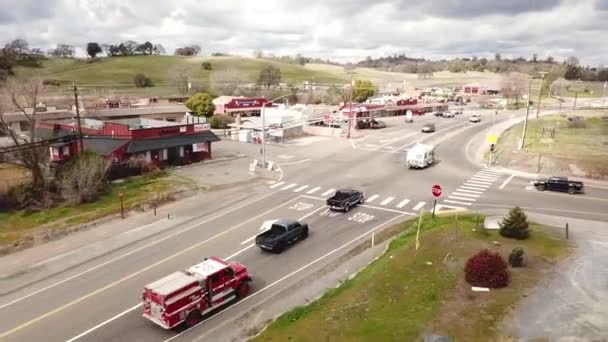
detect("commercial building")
[213,96,270,116]
[38,118,219,168]
[462,82,501,95]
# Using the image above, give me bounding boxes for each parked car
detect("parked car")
[421,123,436,133]
[452,109,463,115]
[469,113,481,123]
[357,119,386,129]
[433,111,444,117]
[326,189,365,212]
[532,177,584,194]
[255,219,309,253]
[442,111,455,118]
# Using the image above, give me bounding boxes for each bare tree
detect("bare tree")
[210,68,245,95]
[325,84,350,105]
[49,44,75,58]
[58,151,110,204]
[0,78,50,202]
[501,72,529,104]
[417,62,435,79]
[168,65,190,94]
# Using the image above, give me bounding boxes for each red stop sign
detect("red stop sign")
[432,184,442,198]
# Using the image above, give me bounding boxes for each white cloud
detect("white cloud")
[0,0,604,65]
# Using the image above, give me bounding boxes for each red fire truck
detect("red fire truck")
[142,257,252,329]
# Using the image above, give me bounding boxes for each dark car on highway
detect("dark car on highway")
[255,219,309,253]
[533,176,584,194]
[326,189,364,212]
[421,123,435,133]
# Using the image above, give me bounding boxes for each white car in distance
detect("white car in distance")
[469,113,481,123]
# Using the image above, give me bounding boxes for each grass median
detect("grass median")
[252,214,569,342]
[0,171,191,247]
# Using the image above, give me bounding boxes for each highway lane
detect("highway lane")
[54,197,403,341]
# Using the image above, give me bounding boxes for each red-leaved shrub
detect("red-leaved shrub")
[464,249,509,288]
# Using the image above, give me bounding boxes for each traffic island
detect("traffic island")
[250,214,570,342]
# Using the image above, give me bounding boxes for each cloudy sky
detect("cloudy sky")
[0,0,606,65]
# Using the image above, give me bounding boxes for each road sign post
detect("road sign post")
[431,184,442,218]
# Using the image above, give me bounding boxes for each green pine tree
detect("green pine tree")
[499,206,531,240]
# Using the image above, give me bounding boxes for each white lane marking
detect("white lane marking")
[240,235,256,245]
[437,204,466,210]
[306,187,321,194]
[461,184,488,191]
[225,244,255,260]
[499,175,515,190]
[396,199,410,208]
[269,181,285,189]
[322,188,335,196]
[349,139,356,148]
[380,197,395,206]
[448,195,477,202]
[444,200,472,206]
[65,239,262,342]
[470,176,497,182]
[0,189,285,310]
[65,304,142,342]
[366,194,380,203]
[452,192,480,198]
[0,194,308,337]
[413,201,426,211]
[266,181,276,185]
[163,213,412,342]
[478,170,503,176]
[277,158,312,166]
[364,144,379,148]
[293,185,309,192]
[465,181,491,187]
[282,183,297,190]
[455,188,483,194]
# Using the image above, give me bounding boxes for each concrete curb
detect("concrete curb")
[435,208,469,216]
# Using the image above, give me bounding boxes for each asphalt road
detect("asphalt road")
[0,109,605,342]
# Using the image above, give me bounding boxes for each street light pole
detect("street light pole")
[261,92,299,167]
[520,78,532,150]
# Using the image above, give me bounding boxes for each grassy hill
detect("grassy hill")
[11,55,507,98]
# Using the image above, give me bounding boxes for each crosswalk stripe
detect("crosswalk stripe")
[366,194,380,203]
[448,195,477,201]
[444,199,472,206]
[294,185,309,192]
[413,201,426,210]
[306,187,321,194]
[456,188,483,194]
[452,192,480,198]
[380,197,395,205]
[471,175,497,182]
[322,188,335,196]
[282,183,297,190]
[396,199,410,208]
[480,169,503,176]
[468,177,494,183]
[269,181,285,189]
[461,184,488,191]
[465,181,491,187]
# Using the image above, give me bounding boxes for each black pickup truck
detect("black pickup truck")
[326,189,365,212]
[255,219,308,253]
[533,176,584,194]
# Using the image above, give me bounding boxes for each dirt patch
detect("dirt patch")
[493,111,608,179]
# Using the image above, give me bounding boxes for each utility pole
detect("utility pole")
[347,76,355,139]
[261,103,266,167]
[520,78,532,150]
[573,92,578,110]
[535,72,548,118]
[73,82,84,155]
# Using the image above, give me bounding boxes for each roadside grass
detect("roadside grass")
[0,171,182,246]
[494,112,608,178]
[252,214,569,342]
[0,164,30,194]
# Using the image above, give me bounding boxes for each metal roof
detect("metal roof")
[188,258,228,278]
[144,271,197,296]
[125,131,220,154]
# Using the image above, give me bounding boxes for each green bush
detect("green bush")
[133,73,152,88]
[508,247,525,267]
[208,115,234,129]
[201,62,212,70]
[499,206,531,240]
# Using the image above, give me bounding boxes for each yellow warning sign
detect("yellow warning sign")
[487,134,497,143]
